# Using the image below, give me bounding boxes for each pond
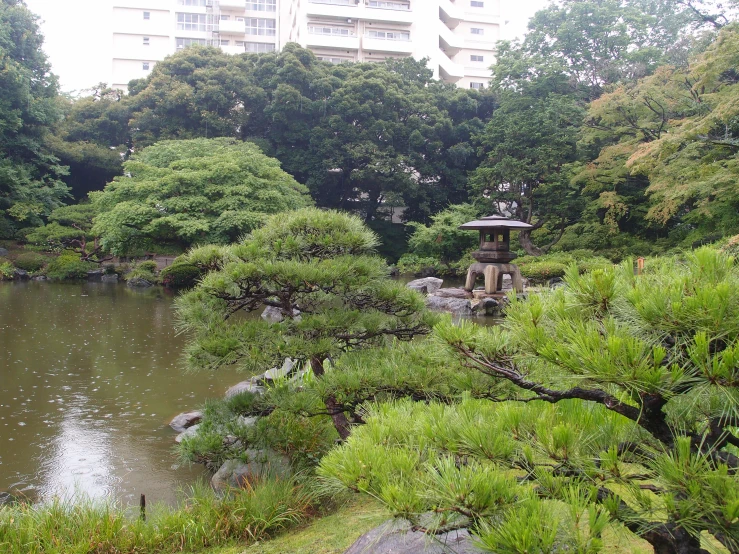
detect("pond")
[0,281,243,507]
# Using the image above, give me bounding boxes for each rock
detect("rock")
[0,492,18,506]
[101,274,119,283]
[425,296,472,316]
[433,288,470,299]
[0,247,8,257]
[263,358,296,381]
[169,410,203,433]
[549,276,565,289]
[408,284,427,294]
[261,306,301,323]
[211,450,291,492]
[13,269,29,280]
[175,424,200,443]
[225,380,265,398]
[32,275,47,281]
[236,415,259,428]
[345,519,484,554]
[407,277,443,295]
[127,277,153,288]
[87,269,105,280]
[388,266,400,277]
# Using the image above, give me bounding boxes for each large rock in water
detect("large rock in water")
[345,519,484,554]
[433,288,470,299]
[169,410,203,433]
[425,296,472,316]
[127,277,153,288]
[225,380,265,398]
[211,450,291,492]
[261,306,301,323]
[406,277,443,296]
[175,424,200,443]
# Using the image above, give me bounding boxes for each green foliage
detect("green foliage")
[0,478,314,554]
[12,252,47,272]
[159,263,202,289]
[91,138,312,255]
[45,253,95,280]
[406,204,482,265]
[0,259,14,280]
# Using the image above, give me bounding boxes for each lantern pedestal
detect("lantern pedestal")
[464,262,525,294]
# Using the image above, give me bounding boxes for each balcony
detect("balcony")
[438,0,462,28]
[306,0,358,20]
[438,20,464,52]
[219,0,246,9]
[221,44,246,55]
[364,2,414,24]
[219,19,247,34]
[437,49,464,81]
[306,28,360,49]
[362,34,413,54]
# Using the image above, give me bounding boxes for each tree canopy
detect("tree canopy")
[90,138,312,255]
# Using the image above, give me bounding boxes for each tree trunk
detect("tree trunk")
[518,230,544,256]
[310,356,353,441]
[642,524,708,554]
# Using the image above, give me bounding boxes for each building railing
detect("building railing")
[365,32,410,41]
[308,26,357,36]
[308,0,356,6]
[367,1,410,10]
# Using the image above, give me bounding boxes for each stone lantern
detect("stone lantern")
[458,215,532,294]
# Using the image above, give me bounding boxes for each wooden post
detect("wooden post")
[637,257,645,275]
[140,494,146,521]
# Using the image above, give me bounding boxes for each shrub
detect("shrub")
[0,260,14,280]
[518,260,568,283]
[136,260,158,273]
[45,254,95,280]
[396,254,443,276]
[13,252,47,272]
[159,263,202,289]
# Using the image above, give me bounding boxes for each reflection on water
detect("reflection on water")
[0,281,243,506]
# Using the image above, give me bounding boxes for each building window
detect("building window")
[176,12,211,32]
[220,14,231,20]
[246,18,276,35]
[143,11,150,19]
[176,0,207,5]
[471,27,484,35]
[246,0,277,12]
[308,25,352,36]
[245,41,276,52]
[176,37,208,49]
[316,55,349,64]
[143,62,150,70]
[220,39,230,45]
[235,41,246,46]
[471,1,484,6]
[143,37,150,45]
[367,30,410,40]
[367,0,410,9]
[470,82,484,89]
[470,54,484,62]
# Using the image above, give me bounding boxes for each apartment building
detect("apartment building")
[111,0,500,90]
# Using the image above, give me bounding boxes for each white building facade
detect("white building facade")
[111,0,500,90]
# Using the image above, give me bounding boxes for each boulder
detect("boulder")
[127,277,153,288]
[175,424,200,443]
[471,297,499,313]
[388,266,400,277]
[345,519,483,554]
[425,296,472,316]
[236,415,259,428]
[13,269,29,280]
[261,306,301,323]
[408,284,427,294]
[211,450,291,492]
[0,247,8,257]
[406,277,443,295]
[169,410,204,433]
[263,358,296,381]
[0,492,18,506]
[87,269,105,280]
[433,288,470,299]
[225,380,265,398]
[101,274,119,283]
[32,275,47,281]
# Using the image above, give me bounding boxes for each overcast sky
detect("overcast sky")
[24,0,549,94]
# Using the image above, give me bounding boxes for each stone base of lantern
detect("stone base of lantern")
[464,262,524,294]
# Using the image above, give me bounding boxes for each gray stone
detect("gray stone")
[345,519,483,554]
[408,284,427,294]
[87,269,105,280]
[236,415,259,428]
[433,288,470,299]
[32,275,47,281]
[169,410,203,433]
[211,450,291,492]
[261,306,301,323]
[0,492,18,506]
[263,358,296,381]
[406,277,443,295]
[127,277,153,288]
[101,274,119,283]
[225,380,265,398]
[0,247,8,257]
[175,424,200,443]
[388,266,400,277]
[425,296,472,316]
[13,269,29,280]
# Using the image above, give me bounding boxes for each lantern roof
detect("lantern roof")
[458,215,533,230]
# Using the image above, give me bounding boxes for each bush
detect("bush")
[159,263,202,289]
[136,260,158,273]
[0,259,14,280]
[13,252,47,272]
[45,254,95,280]
[518,260,569,283]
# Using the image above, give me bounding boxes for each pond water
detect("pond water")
[0,281,243,506]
